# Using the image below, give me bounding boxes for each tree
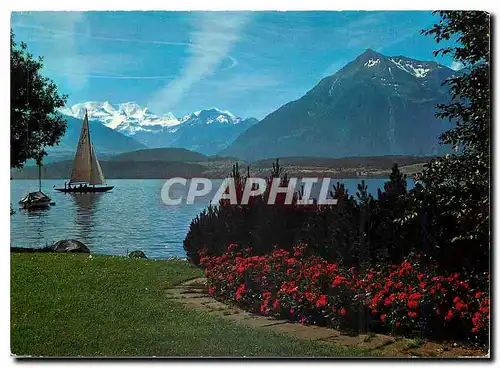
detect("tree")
[11,30,68,168]
[412,11,490,272]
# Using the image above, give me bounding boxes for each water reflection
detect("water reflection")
[69,193,102,244]
[22,207,51,246]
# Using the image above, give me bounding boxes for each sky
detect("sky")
[11,11,459,120]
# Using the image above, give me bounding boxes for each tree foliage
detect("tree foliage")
[409,11,491,272]
[11,30,68,168]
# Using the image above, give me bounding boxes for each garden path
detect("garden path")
[166,278,488,358]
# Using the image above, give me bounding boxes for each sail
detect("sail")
[69,112,106,185]
[89,145,105,185]
[69,113,92,184]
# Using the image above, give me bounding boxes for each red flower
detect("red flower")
[455,301,468,312]
[332,275,346,287]
[475,291,482,298]
[260,300,268,314]
[316,294,328,308]
[273,299,280,310]
[235,283,246,301]
[380,314,386,323]
[327,264,338,273]
[236,265,246,274]
[408,311,417,318]
[408,300,419,309]
[395,321,401,327]
[339,308,347,316]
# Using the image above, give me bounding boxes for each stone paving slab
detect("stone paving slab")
[323,333,395,351]
[181,277,207,287]
[264,323,341,341]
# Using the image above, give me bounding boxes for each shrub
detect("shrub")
[185,162,417,268]
[201,244,489,343]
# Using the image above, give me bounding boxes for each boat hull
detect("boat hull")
[19,199,51,209]
[55,186,114,193]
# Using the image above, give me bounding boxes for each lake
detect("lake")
[10,178,411,259]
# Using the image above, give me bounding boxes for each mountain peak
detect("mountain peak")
[339,49,388,71]
[180,108,240,126]
[222,50,456,161]
[362,48,382,56]
[333,49,448,78]
[358,48,385,60]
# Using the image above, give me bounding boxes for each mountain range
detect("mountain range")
[40,115,146,164]
[52,49,457,164]
[60,103,258,156]
[222,49,456,161]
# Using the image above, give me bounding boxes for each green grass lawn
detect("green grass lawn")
[11,253,370,357]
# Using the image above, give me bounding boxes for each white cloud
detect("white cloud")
[149,12,251,114]
[450,61,464,71]
[13,12,89,89]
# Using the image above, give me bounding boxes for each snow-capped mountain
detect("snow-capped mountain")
[179,108,241,126]
[60,103,258,155]
[60,101,180,134]
[223,49,455,160]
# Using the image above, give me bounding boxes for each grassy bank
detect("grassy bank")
[11,253,370,357]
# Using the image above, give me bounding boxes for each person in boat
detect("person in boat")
[64,182,67,189]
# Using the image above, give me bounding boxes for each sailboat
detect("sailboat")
[18,162,52,209]
[55,111,113,193]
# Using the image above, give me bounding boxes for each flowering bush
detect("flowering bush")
[200,244,489,342]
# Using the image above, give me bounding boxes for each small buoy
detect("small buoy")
[50,202,56,206]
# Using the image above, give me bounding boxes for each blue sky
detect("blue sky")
[11,11,458,120]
